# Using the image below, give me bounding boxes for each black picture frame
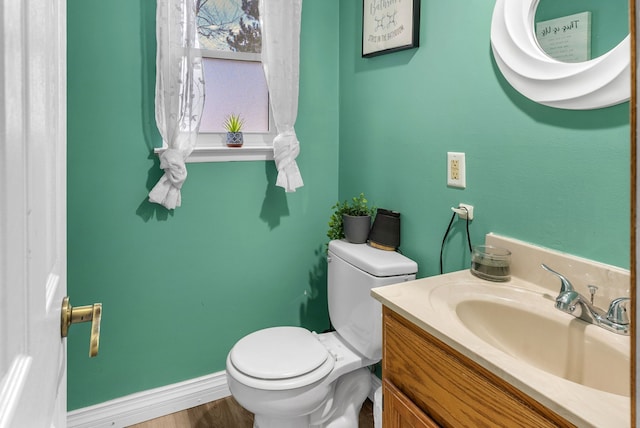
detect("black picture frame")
[362,0,420,58]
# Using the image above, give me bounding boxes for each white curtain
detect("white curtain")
[149,0,205,209]
[260,0,304,193]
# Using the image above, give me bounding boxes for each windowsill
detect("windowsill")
[154,145,274,163]
[154,132,275,163]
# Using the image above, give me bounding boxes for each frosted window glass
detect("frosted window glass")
[199,58,269,133]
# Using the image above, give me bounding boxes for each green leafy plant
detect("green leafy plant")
[223,113,244,133]
[327,193,375,241]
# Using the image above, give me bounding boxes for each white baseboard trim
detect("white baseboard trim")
[67,370,382,428]
[67,371,230,428]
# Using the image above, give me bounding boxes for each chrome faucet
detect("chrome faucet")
[541,264,630,335]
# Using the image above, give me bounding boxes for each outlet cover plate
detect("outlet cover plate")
[447,152,466,188]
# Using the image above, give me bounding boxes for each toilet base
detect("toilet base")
[310,367,371,428]
[238,367,372,428]
[254,415,310,428]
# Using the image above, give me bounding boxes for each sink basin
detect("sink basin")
[456,299,630,397]
[428,280,630,397]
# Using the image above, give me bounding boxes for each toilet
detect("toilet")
[226,240,418,428]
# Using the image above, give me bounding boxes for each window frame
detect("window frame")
[155,50,275,163]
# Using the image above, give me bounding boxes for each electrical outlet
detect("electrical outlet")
[447,152,466,188]
[455,203,474,220]
[450,160,460,180]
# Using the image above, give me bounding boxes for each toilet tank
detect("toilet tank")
[327,240,418,360]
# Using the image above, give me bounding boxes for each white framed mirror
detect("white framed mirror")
[491,0,630,110]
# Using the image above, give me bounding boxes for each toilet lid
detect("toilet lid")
[230,327,330,380]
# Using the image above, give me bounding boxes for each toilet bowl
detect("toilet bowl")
[226,240,418,428]
[227,329,374,427]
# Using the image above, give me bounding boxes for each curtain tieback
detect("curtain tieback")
[159,148,187,189]
[148,148,187,210]
[273,130,300,168]
[273,130,303,192]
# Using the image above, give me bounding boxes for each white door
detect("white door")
[0,0,68,427]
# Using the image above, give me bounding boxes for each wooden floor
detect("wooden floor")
[129,396,374,428]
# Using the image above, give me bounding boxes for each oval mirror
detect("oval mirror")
[491,0,630,110]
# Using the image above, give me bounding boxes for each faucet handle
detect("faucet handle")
[541,264,574,293]
[587,285,598,305]
[606,297,630,325]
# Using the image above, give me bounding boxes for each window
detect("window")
[193,0,274,161]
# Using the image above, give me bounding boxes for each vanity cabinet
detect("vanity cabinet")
[382,307,575,428]
[383,379,439,428]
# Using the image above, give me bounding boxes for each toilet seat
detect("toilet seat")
[228,326,335,391]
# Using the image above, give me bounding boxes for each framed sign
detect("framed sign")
[362,0,420,57]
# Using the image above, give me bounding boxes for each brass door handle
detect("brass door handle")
[61,296,102,357]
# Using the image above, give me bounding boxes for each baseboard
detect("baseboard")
[67,370,382,428]
[67,371,230,428]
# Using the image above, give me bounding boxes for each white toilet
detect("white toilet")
[226,240,418,428]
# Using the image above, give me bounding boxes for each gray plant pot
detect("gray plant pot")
[342,214,371,244]
[226,132,243,147]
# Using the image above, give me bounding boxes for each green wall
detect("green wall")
[338,1,629,277]
[67,0,630,411]
[67,0,339,410]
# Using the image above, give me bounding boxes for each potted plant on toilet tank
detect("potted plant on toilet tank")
[327,193,375,244]
[224,113,244,147]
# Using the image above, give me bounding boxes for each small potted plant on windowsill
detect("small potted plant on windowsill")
[327,193,376,244]
[224,113,245,147]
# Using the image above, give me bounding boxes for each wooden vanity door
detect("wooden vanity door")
[383,380,440,428]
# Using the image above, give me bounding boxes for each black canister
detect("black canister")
[368,209,401,251]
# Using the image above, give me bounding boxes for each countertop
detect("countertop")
[371,269,630,428]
